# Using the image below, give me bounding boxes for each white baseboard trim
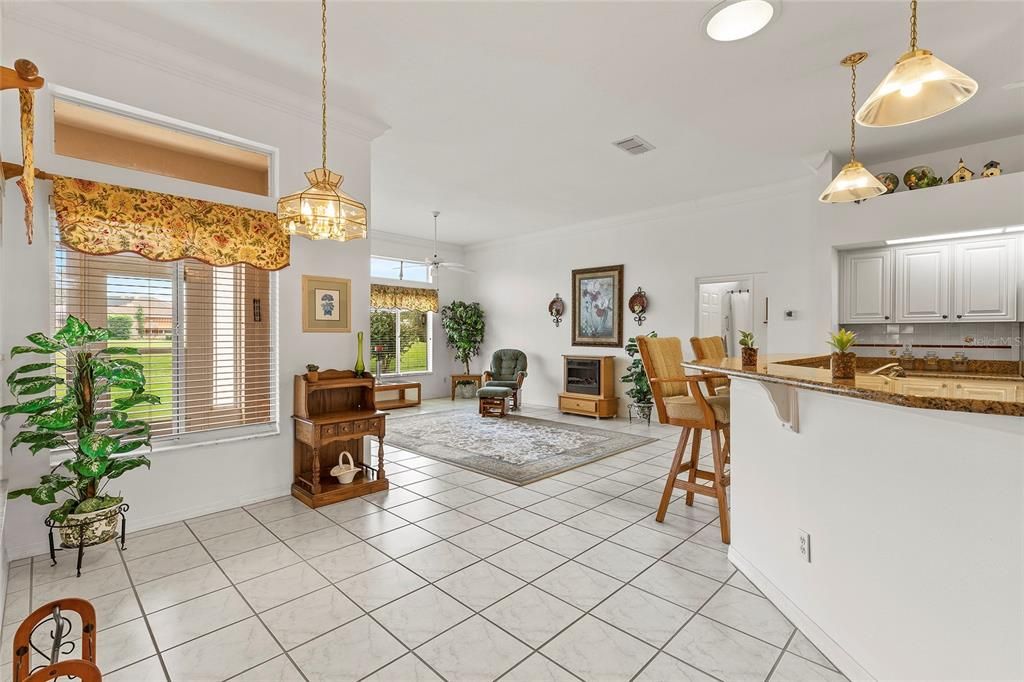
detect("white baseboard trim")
[727,546,875,681]
[5,484,292,561]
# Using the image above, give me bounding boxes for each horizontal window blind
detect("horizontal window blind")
[53,221,277,440]
[370,309,431,376]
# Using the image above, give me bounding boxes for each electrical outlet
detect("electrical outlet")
[798,530,811,563]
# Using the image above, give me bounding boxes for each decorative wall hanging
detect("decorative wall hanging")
[51,176,290,270]
[982,161,1002,178]
[548,294,565,327]
[819,52,888,203]
[369,284,439,313]
[628,287,648,326]
[277,0,367,243]
[875,173,899,194]
[946,158,974,183]
[571,265,624,348]
[903,165,941,190]
[1,58,44,244]
[302,275,352,333]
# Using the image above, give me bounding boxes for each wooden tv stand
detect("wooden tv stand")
[292,370,388,508]
[559,355,618,419]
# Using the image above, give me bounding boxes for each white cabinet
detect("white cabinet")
[840,249,892,323]
[952,237,1018,322]
[895,244,951,322]
[953,380,1019,402]
[896,377,951,397]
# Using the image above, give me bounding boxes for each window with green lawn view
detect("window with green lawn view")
[53,224,277,441]
[370,309,431,376]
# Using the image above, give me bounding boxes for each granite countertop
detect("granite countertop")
[683,355,1024,417]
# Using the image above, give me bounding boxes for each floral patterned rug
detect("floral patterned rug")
[385,410,655,485]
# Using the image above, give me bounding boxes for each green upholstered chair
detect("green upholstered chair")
[482,348,528,410]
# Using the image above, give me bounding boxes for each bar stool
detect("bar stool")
[689,336,730,395]
[637,336,731,544]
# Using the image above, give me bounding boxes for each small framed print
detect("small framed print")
[302,275,351,332]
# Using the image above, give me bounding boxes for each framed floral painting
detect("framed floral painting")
[571,265,624,347]
[302,275,351,332]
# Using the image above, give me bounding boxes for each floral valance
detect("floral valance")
[370,284,439,312]
[52,176,290,271]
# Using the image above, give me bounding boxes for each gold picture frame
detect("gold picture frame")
[302,275,352,333]
[571,265,624,347]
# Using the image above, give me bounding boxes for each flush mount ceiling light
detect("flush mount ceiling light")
[277,0,367,242]
[856,0,978,127]
[702,0,779,42]
[820,52,888,204]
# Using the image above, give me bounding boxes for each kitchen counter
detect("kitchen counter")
[683,354,1023,416]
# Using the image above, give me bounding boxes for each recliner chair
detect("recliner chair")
[481,348,528,410]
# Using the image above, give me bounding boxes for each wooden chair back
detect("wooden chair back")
[636,336,688,425]
[689,336,727,362]
[13,599,97,682]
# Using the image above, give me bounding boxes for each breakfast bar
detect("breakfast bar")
[684,354,1024,681]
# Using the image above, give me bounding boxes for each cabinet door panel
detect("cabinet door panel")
[953,381,1018,402]
[953,238,1017,322]
[895,245,950,322]
[896,378,951,398]
[841,249,892,323]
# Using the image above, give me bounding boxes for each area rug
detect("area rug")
[385,410,655,485]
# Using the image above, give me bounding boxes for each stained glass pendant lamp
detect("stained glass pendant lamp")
[856,0,978,127]
[277,0,367,242]
[820,52,888,204]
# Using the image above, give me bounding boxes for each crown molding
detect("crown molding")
[371,230,464,255]
[3,3,391,142]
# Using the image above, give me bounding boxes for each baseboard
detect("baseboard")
[5,484,291,561]
[727,546,875,681]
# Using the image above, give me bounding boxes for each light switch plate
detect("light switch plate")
[798,530,811,563]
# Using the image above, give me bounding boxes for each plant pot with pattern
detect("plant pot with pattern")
[622,333,657,423]
[456,381,477,399]
[828,328,858,381]
[739,330,758,368]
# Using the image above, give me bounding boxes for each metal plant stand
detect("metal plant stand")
[44,504,129,577]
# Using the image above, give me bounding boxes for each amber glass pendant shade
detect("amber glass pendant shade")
[277,168,367,241]
[819,161,888,203]
[856,49,978,127]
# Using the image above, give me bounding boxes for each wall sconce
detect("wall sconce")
[629,287,648,326]
[548,294,565,327]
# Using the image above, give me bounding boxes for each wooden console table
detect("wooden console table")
[374,381,421,410]
[450,373,483,400]
[292,370,388,508]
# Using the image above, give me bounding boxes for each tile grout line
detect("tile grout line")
[113,535,173,682]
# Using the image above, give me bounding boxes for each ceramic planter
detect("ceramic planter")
[741,347,758,368]
[831,352,856,380]
[306,371,319,382]
[58,505,121,548]
[631,402,654,422]
[455,382,477,399]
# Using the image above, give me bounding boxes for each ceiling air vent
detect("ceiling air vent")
[612,135,656,155]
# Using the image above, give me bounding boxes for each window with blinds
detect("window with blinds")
[53,223,277,441]
[370,309,431,376]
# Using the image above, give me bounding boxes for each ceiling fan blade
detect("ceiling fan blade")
[447,266,476,274]
[439,262,466,269]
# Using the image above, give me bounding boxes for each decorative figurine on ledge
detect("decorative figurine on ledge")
[982,160,1002,178]
[947,158,974,183]
[628,287,648,326]
[306,364,320,382]
[548,294,565,327]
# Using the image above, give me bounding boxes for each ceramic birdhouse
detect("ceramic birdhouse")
[947,158,974,184]
[982,160,1002,178]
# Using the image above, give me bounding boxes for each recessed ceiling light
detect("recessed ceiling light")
[702,0,779,42]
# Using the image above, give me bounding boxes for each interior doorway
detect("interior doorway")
[695,274,761,357]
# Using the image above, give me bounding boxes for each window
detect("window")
[370,256,432,284]
[53,221,277,442]
[52,88,273,196]
[370,309,431,376]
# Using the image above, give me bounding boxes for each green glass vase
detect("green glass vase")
[355,331,366,377]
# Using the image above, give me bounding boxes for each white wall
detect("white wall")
[1,7,385,559]
[369,231,469,399]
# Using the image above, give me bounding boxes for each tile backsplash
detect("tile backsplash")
[848,322,1023,362]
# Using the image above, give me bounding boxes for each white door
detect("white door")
[841,248,893,323]
[953,380,1019,401]
[895,244,951,322]
[953,237,1018,322]
[699,284,732,344]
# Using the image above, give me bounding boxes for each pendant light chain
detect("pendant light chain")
[909,0,918,51]
[849,62,857,161]
[321,0,328,170]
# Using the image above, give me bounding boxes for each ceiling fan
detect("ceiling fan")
[409,211,474,276]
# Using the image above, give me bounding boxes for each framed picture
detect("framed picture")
[302,275,352,332]
[571,265,624,347]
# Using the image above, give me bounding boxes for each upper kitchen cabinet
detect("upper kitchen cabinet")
[952,237,1018,322]
[895,244,951,322]
[840,248,893,323]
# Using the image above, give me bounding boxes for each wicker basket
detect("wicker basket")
[330,452,358,484]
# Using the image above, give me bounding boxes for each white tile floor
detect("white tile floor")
[3,399,846,682]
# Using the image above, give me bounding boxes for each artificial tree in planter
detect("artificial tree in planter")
[440,301,485,398]
[739,331,758,367]
[622,333,656,423]
[2,316,156,549]
[828,328,858,380]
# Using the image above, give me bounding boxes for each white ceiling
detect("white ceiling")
[33,1,1024,245]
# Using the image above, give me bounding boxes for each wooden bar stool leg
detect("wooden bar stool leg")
[657,427,690,522]
[684,428,702,506]
[711,428,730,544]
[723,426,732,465]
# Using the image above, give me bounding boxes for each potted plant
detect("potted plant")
[440,301,485,398]
[305,364,320,382]
[739,330,758,368]
[621,333,656,423]
[828,328,858,380]
[2,316,156,548]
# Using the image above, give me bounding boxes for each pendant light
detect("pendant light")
[820,52,888,204]
[856,0,978,127]
[277,0,367,242]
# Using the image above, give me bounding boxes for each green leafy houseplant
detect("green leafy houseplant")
[2,316,156,543]
[828,328,858,380]
[739,330,758,367]
[440,301,485,375]
[621,333,656,405]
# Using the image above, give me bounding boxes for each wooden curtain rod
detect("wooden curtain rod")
[1,59,44,91]
[3,162,54,181]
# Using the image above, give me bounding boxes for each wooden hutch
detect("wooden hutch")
[558,355,618,419]
[292,370,388,508]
